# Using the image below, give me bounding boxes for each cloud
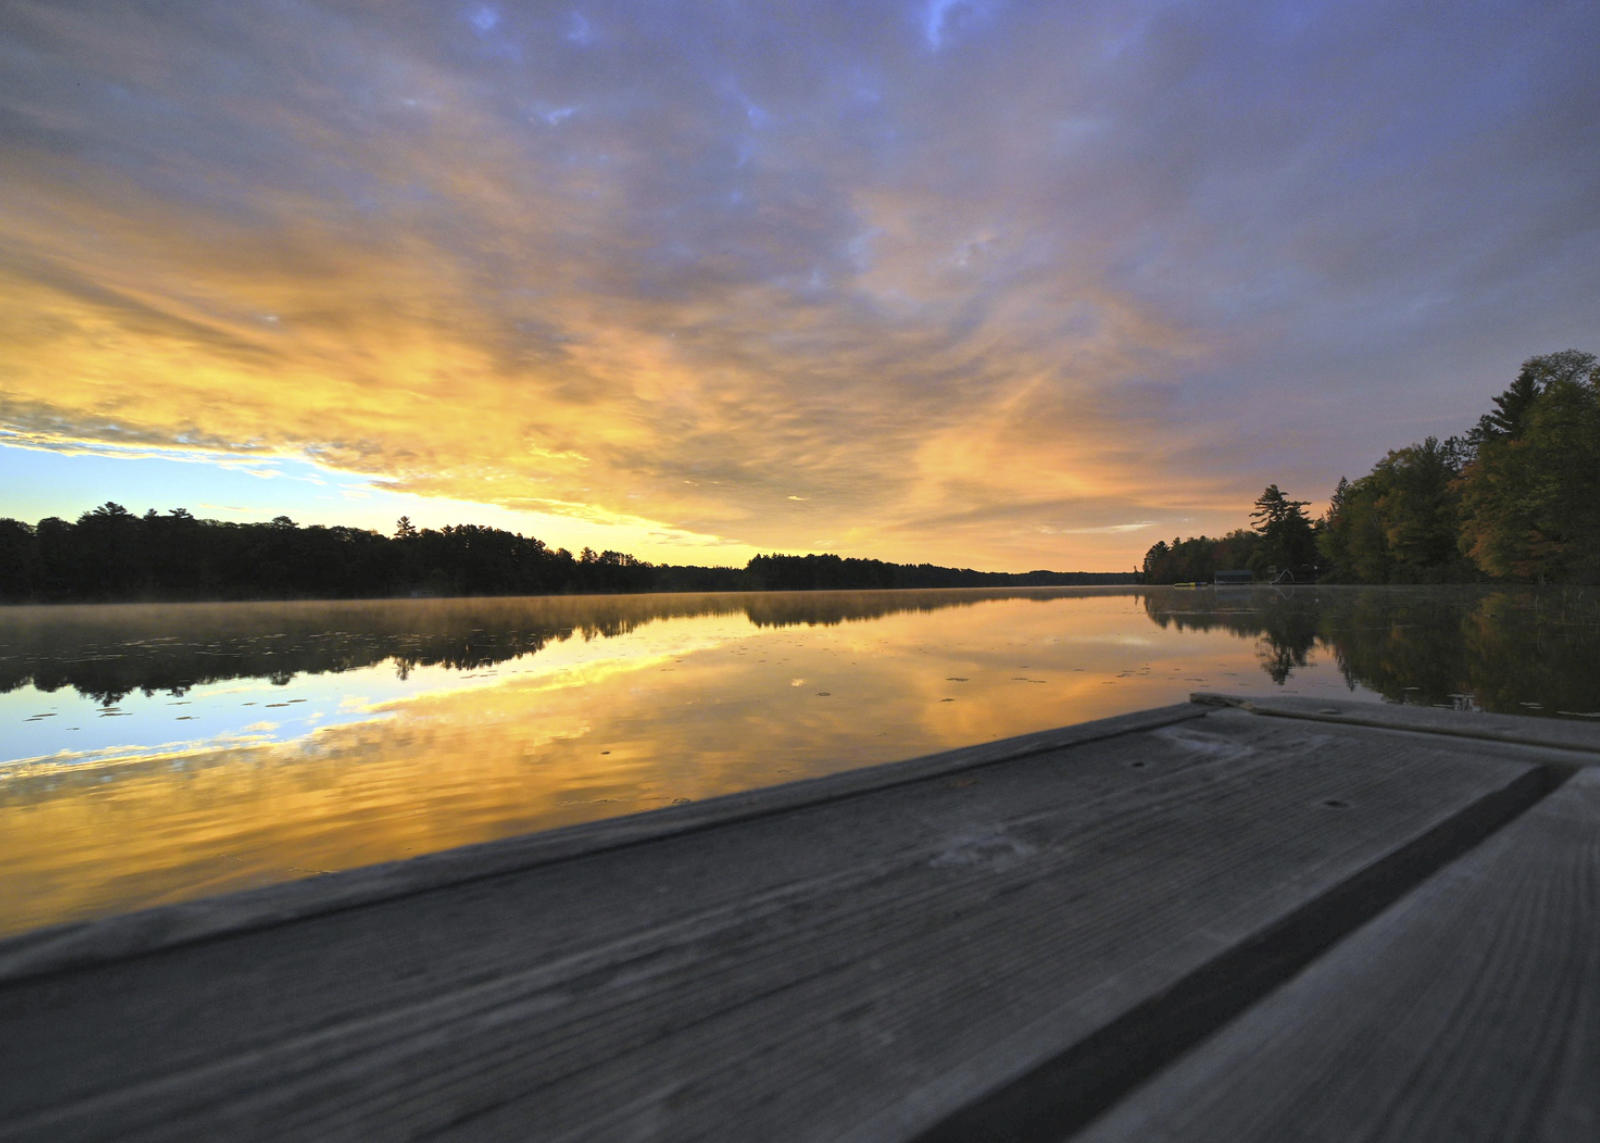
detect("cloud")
[1,0,1597,568]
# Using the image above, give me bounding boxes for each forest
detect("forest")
[0,508,1133,604]
[1142,349,1600,585]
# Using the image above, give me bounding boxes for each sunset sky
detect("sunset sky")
[2,1,1596,571]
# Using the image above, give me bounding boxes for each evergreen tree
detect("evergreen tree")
[1468,349,1598,446]
[1249,485,1316,578]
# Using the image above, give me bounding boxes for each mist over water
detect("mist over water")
[3,585,1598,936]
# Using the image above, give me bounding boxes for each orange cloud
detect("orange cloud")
[15,1,1578,567]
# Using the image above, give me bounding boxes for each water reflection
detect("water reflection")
[8,589,1242,935]
[3,585,1598,937]
[1144,588,1322,686]
[0,589,1054,707]
[1143,585,1600,714]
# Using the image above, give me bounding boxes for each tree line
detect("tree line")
[1323,349,1600,583]
[0,506,1134,603]
[1143,349,1600,585]
[1141,484,1318,584]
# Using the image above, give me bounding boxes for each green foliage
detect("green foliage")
[1140,484,1316,585]
[1319,437,1472,583]
[1140,529,1261,584]
[1467,349,1597,446]
[1148,349,1600,587]
[1318,349,1599,585]
[1456,351,1600,582]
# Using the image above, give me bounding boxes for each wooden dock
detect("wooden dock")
[2,694,1596,1141]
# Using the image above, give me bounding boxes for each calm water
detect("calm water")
[3,585,1599,936]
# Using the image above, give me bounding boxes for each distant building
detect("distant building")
[1214,569,1254,585]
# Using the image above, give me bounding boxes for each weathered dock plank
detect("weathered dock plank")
[0,703,1208,982]
[1076,765,1600,1143]
[0,702,1565,1143]
[1194,692,1600,762]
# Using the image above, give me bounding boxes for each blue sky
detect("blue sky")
[1,0,1596,568]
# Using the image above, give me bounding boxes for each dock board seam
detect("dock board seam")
[1191,693,1600,765]
[905,762,1553,1143]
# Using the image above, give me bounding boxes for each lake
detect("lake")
[3,584,1599,937]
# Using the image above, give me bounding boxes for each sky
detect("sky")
[1,1,1596,571]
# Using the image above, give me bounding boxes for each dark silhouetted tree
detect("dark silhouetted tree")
[0,518,37,600]
[1250,485,1316,578]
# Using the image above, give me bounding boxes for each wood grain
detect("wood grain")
[0,702,1206,984]
[1193,692,1600,762]
[1075,765,1600,1143]
[0,707,1552,1143]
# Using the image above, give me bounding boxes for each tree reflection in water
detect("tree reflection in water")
[1142,585,1600,716]
[0,589,1105,708]
[6,585,1598,936]
[6,585,1599,719]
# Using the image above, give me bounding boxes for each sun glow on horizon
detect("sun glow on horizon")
[2,1,1595,569]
